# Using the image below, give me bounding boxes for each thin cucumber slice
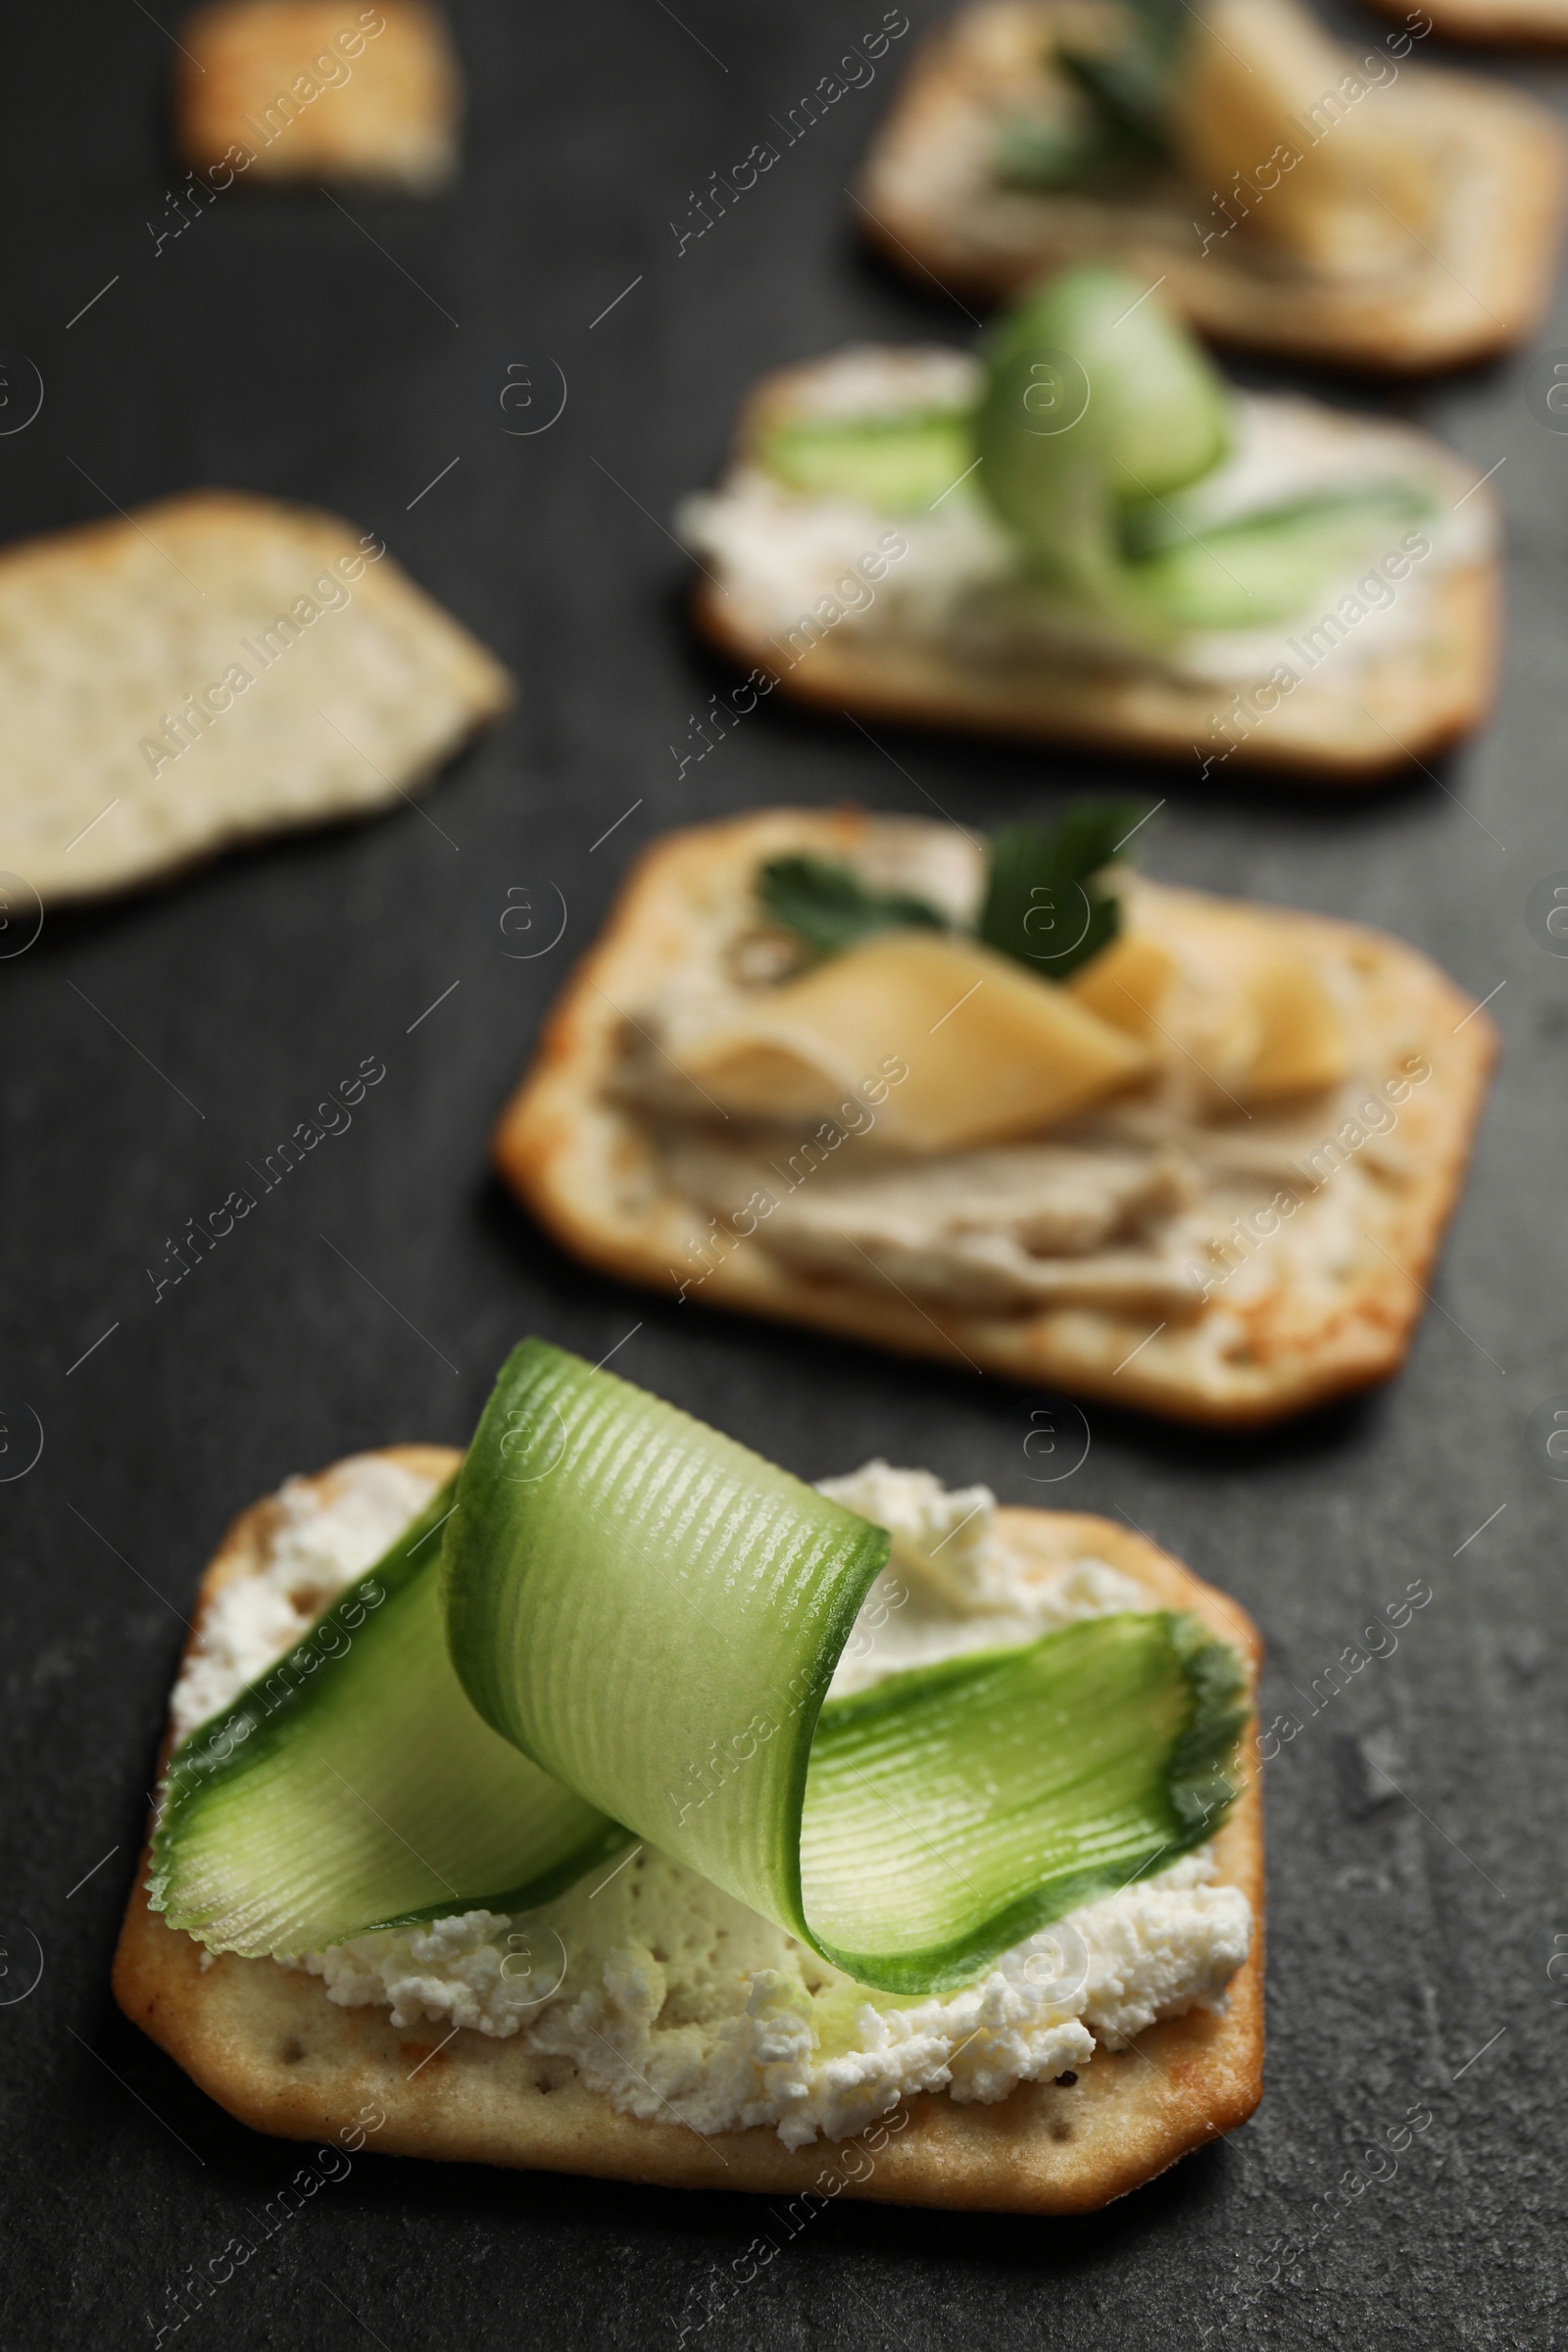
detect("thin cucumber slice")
[757,408,974,513]
[803,1612,1245,1991]
[444,1343,1247,1994]
[1121,487,1431,630]
[149,1477,624,1957]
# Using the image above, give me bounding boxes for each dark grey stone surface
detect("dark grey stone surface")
[0,1,1564,2345]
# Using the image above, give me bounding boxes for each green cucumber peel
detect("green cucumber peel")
[148,1475,625,1956]
[152,1342,1247,1991]
[441,1341,1246,1993]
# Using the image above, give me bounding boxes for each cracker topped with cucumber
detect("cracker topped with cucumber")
[680,266,1497,778]
[116,1340,1262,2212]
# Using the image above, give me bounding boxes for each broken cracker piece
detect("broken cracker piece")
[175,1,462,192]
[0,490,512,904]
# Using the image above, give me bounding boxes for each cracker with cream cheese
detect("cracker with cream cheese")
[858,0,1567,370]
[493,808,1496,1427]
[175,1,462,192]
[0,491,512,905]
[686,355,1498,781]
[113,1445,1263,2214]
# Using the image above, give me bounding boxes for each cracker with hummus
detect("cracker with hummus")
[0,490,512,905]
[114,1345,1262,2214]
[682,267,1498,781]
[494,808,1496,1427]
[858,0,1567,369]
[175,2,462,192]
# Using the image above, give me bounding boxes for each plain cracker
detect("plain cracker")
[0,490,513,905]
[493,808,1497,1427]
[113,1445,1263,2214]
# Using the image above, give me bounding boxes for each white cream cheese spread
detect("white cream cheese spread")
[171,1452,1251,2147]
[679,348,1491,689]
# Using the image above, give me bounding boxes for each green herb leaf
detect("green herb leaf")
[979,803,1152,979]
[998,0,1182,193]
[759,854,950,958]
[996,107,1162,195]
[1059,47,1173,157]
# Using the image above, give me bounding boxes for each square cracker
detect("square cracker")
[858,0,1567,371]
[492,808,1498,1428]
[691,360,1499,782]
[175,1,461,191]
[0,490,513,905]
[113,1446,1263,2215]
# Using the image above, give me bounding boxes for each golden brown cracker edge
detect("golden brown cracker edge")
[114,1450,1263,2214]
[690,566,1499,784]
[492,808,1498,1427]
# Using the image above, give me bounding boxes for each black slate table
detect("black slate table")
[1,3,1564,2346]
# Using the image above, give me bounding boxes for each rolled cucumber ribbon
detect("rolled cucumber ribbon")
[975,262,1233,609]
[974,266,1427,635]
[444,1344,1247,1993]
[154,1342,1247,1991]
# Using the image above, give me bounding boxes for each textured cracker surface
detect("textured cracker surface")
[0,490,512,905]
[112,1446,1263,2215]
[494,808,1497,1428]
[858,0,1568,368]
[175,1,462,188]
